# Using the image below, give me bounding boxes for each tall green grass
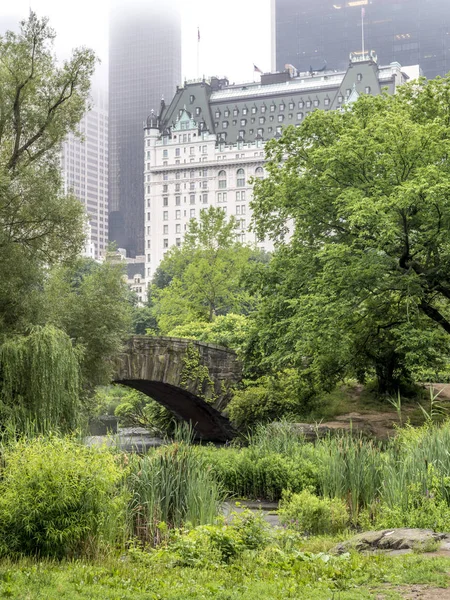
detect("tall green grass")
[128,441,225,546]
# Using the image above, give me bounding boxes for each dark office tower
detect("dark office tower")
[274,0,450,80]
[109,0,181,257]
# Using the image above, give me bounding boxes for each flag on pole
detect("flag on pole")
[198,27,200,42]
[254,64,263,74]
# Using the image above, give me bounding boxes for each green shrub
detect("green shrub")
[167,509,270,566]
[0,437,126,558]
[227,371,315,430]
[279,490,349,535]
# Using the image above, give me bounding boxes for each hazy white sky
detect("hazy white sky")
[1,0,272,87]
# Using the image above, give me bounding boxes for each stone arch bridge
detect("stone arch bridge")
[113,336,242,442]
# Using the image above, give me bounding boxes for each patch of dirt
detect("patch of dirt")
[321,411,402,440]
[377,585,450,599]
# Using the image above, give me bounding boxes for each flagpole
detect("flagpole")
[361,8,365,57]
[197,27,200,79]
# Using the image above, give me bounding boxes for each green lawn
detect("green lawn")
[1,553,449,600]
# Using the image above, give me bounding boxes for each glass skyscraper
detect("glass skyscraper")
[108,0,181,257]
[274,0,450,79]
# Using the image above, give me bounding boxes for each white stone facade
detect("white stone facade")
[144,113,269,281]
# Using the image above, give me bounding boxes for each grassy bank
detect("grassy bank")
[0,549,449,599]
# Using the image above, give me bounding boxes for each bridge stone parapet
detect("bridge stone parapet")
[113,336,242,442]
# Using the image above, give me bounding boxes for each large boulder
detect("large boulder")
[335,529,449,554]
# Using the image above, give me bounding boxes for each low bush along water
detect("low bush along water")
[5,421,450,560]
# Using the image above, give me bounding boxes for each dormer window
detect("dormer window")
[224,109,230,117]
[189,95,195,103]
[270,104,276,112]
[215,110,220,118]
[279,103,285,111]
[306,100,312,108]
[299,100,304,108]
[289,101,295,110]
[233,108,239,116]
[195,107,201,116]
[242,107,248,115]
[251,106,257,114]
[261,105,266,113]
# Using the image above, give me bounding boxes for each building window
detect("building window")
[163,174,168,181]
[176,224,181,233]
[365,86,371,94]
[324,98,330,106]
[163,239,168,248]
[163,225,168,234]
[202,145,207,153]
[202,181,208,189]
[233,108,238,116]
[357,73,363,82]
[237,168,245,187]
[255,167,264,179]
[224,109,230,117]
[190,194,195,204]
[276,126,282,135]
[240,119,246,126]
[176,209,181,219]
[190,95,195,103]
[195,107,201,116]
[190,209,195,218]
[222,121,229,129]
[337,95,343,103]
[297,112,303,120]
[190,147,195,155]
[279,103,285,111]
[242,107,248,115]
[261,105,266,113]
[176,196,181,205]
[278,114,284,122]
[306,100,311,108]
[241,204,246,215]
[175,183,180,191]
[215,110,220,118]
[163,184,168,192]
[257,128,264,136]
[190,182,195,190]
[163,197,168,207]
[289,102,295,110]
[314,99,319,107]
[236,205,241,215]
[202,193,208,204]
[259,116,265,124]
[251,106,257,114]
[163,149,168,158]
[175,148,180,157]
[163,211,168,221]
[218,170,227,189]
[270,104,276,112]
[175,171,181,179]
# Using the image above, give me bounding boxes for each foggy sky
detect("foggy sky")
[1,0,272,89]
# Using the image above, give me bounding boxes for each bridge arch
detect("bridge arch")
[113,336,242,441]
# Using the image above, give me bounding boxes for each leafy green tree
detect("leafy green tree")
[152,207,256,332]
[43,258,132,392]
[249,77,450,392]
[0,13,96,335]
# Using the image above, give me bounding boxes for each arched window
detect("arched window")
[255,167,264,179]
[218,170,227,189]
[237,168,245,187]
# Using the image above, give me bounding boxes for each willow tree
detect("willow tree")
[0,326,81,431]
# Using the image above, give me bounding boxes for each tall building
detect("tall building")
[273,0,450,80]
[144,54,414,281]
[61,88,109,260]
[108,0,182,258]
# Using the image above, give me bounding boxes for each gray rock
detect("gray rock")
[335,528,449,554]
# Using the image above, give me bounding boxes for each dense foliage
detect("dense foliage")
[249,76,450,393]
